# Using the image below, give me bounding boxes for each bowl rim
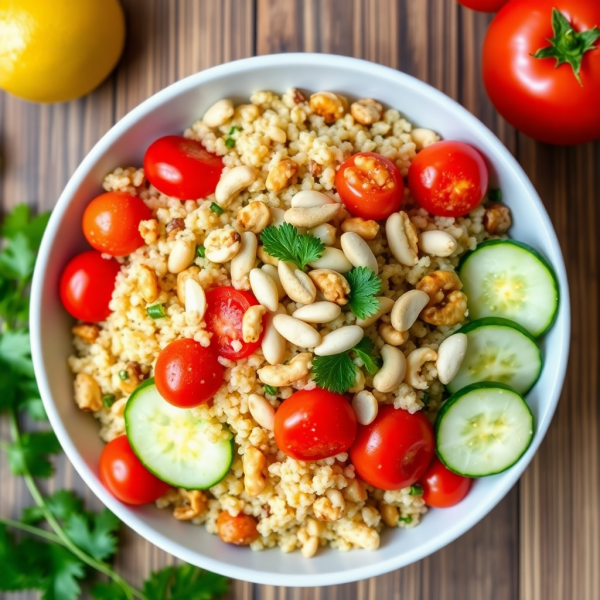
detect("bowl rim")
[31,52,570,587]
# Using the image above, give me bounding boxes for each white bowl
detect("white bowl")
[31,53,570,587]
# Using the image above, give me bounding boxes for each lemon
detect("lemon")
[0,0,125,103]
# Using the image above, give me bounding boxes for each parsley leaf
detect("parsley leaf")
[260,223,325,270]
[92,582,129,600]
[1,204,50,249]
[43,544,86,600]
[345,267,381,319]
[5,430,62,478]
[64,509,120,561]
[0,329,34,377]
[22,490,84,524]
[352,337,380,376]
[0,233,36,281]
[143,564,229,600]
[0,524,45,591]
[312,351,357,394]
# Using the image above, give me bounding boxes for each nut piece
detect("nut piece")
[257,352,313,387]
[204,227,241,263]
[216,166,257,207]
[292,301,341,324]
[269,206,286,227]
[237,200,270,234]
[307,247,353,273]
[176,266,201,304]
[356,296,395,328]
[373,345,407,394]
[266,158,298,192]
[390,289,430,332]
[203,98,234,127]
[309,91,347,123]
[291,190,335,208]
[436,333,468,385]
[379,502,400,527]
[348,368,365,394]
[216,511,259,546]
[308,269,350,305]
[173,490,207,521]
[308,223,337,246]
[343,479,367,503]
[261,305,287,366]
[243,446,268,497]
[405,347,438,390]
[418,230,458,257]
[284,204,340,229]
[166,217,185,240]
[248,394,276,430]
[261,263,285,299]
[273,314,321,348]
[242,305,267,343]
[301,536,319,559]
[249,268,279,312]
[416,270,468,326]
[258,245,279,267]
[278,261,317,304]
[168,239,196,274]
[314,490,345,521]
[230,231,257,290]
[340,231,379,273]
[72,323,100,344]
[338,523,380,550]
[138,265,160,303]
[309,159,323,177]
[484,204,512,235]
[73,373,102,412]
[352,390,378,425]
[410,128,440,151]
[118,362,145,394]
[185,279,207,320]
[341,217,380,240]
[350,98,383,125]
[139,219,158,245]
[386,212,419,266]
[266,125,287,144]
[378,323,409,346]
[314,325,364,356]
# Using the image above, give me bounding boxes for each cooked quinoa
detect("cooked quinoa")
[68,88,503,556]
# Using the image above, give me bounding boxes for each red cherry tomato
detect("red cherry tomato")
[274,388,357,461]
[99,436,170,505]
[335,152,404,220]
[59,250,120,322]
[483,0,600,145]
[82,191,152,256]
[407,141,488,218]
[204,287,264,360]
[350,405,434,490]
[154,338,223,408]
[458,0,508,12]
[143,135,223,200]
[419,457,473,508]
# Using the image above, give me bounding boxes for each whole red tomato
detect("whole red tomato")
[144,135,224,200]
[82,191,151,256]
[350,405,434,490]
[458,0,509,12]
[59,250,120,322]
[99,436,170,505]
[154,338,224,408]
[274,388,357,461]
[419,457,473,508]
[483,0,600,145]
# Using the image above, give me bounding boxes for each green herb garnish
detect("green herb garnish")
[264,385,277,396]
[399,515,413,525]
[345,267,381,319]
[118,370,128,381]
[409,484,423,496]
[488,189,502,202]
[146,304,166,319]
[352,337,380,376]
[228,126,240,135]
[209,202,224,216]
[224,137,235,149]
[260,223,325,270]
[102,394,116,408]
[196,244,206,258]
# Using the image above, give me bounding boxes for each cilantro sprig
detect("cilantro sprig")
[345,267,382,320]
[260,223,325,270]
[0,205,229,600]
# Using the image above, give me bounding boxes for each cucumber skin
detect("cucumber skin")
[435,381,534,478]
[458,239,560,338]
[124,378,235,490]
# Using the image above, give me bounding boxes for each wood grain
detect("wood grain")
[1,0,598,598]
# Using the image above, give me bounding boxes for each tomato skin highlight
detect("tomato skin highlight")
[154,338,224,408]
[143,135,224,200]
[419,457,473,508]
[335,152,404,220]
[457,0,508,12]
[274,388,357,461]
[350,405,435,490]
[483,0,600,145]
[204,287,264,360]
[82,191,151,256]
[59,250,120,322]
[407,141,488,218]
[99,436,170,505]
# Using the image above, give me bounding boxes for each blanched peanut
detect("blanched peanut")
[203,98,234,127]
[314,325,364,356]
[258,245,279,266]
[184,279,207,319]
[273,314,321,348]
[176,266,201,304]
[373,345,407,393]
[301,536,319,558]
[257,352,312,386]
[138,265,160,303]
[341,217,380,240]
[343,479,367,503]
[216,166,258,208]
[386,212,419,266]
[243,446,268,497]
[308,223,336,246]
[204,227,241,263]
[390,290,430,332]
[410,128,440,151]
[352,390,378,425]
[216,511,259,546]
[284,204,340,228]
[308,269,350,305]
[72,323,100,344]
[235,103,260,122]
[378,323,408,346]
[168,239,196,274]
[350,98,383,125]
[261,305,287,366]
[405,347,438,390]
[242,305,267,343]
[306,517,326,537]
[308,247,353,273]
[418,230,458,257]
[237,200,270,234]
[230,232,257,290]
[261,264,285,299]
[348,368,365,394]
[248,393,276,430]
[291,190,335,208]
[278,261,317,304]
[266,158,298,192]
[340,232,378,273]
[379,502,400,527]
[73,373,102,412]
[249,268,279,312]
[292,301,341,323]
[266,125,287,144]
[309,91,347,123]
[436,333,468,385]
[269,206,286,227]
[173,490,207,521]
[356,297,395,328]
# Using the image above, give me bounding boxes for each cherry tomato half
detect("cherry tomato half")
[59,250,120,322]
[204,287,265,360]
[457,0,508,12]
[274,388,357,461]
[99,436,170,505]
[82,191,152,256]
[335,152,404,220]
[419,457,472,508]
[407,141,489,218]
[154,338,223,408]
[143,135,223,200]
[350,405,434,490]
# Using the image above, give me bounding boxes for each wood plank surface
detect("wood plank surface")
[0,1,598,598]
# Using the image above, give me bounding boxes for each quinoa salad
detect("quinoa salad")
[63,88,558,557]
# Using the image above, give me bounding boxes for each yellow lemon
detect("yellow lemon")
[0,0,125,103]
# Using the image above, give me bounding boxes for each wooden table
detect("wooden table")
[1,1,597,598]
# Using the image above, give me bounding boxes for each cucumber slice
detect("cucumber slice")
[125,378,233,489]
[459,239,559,337]
[446,317,542,395]
[436,382,534,477]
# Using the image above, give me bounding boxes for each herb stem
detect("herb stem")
[0,516,63,545]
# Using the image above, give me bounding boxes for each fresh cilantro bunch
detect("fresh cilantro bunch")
[260,223,325,270]
[0,205,229,600]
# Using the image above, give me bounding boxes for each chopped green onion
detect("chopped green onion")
[264,385,277,396]
[228,126,241,135]
[147,304,165,319]
[488,189,502,202]
[102,394,116,408]
[196,245,206,258]
[210,202,224,216]
[399,515,413,524]
[409,484,423,496]
[225,137,235,149]
[118,370,128,381]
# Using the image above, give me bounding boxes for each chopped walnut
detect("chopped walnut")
[292,88,307,104]
[73,373,103,412]
[265,159,298,193]
[72,323,100,344]
[308,269,350,305]
[118,362,146,394]
[173,490,207,521]
[166,218,185,240]
[484,204,511,235]
[309,160,323,178]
